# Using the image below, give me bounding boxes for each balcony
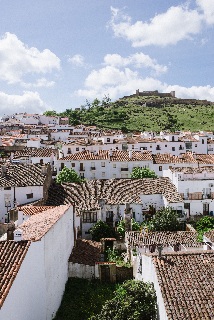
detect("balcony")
[79,167,85,171]
[156,146,161,150]
[90,167,96,170]
[121,168,129,171]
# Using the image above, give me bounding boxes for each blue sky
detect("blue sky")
[0,0,214,116]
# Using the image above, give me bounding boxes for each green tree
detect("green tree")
[89,220,116,242]
[90,280,157,320]
[150,207,181,232]
[195,216,214,241]
[117,219,141,238]
[43,110,58,116]
[56,166,83,184]
[131,167,157,179]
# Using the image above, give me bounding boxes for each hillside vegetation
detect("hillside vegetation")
[45,95,214,132]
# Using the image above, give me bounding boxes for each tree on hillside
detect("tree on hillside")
[90,280,157,320]
[150,207,181,232]
[43,110,58,116]
[89,220,116,242]
[131,167,157,179]
[56,166,83,184]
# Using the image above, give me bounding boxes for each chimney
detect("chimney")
[41,165,47,175]
[129,150,132,159]
[1,164,7,177]
[13,229,23,242]
[157,245,163,258]
[109,149,113,157]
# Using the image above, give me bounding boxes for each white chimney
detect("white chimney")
[109,149,113,157]
[14,229,23,242]
[129,150,132,159]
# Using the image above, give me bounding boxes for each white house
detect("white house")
[46,177,184,239]
[163,167,214,216]
[0,163,52,222]
[0,204,74,320]
[126,231,214,319]
[56,150,153,180]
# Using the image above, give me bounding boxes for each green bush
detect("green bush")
[89,220,116,242]
[90,280,157,320]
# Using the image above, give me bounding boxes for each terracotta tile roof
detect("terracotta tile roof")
[207,139,214,144]
[0,240,31,307]
[170,166,214,173]
[20,205,70,241]
[0,163,48,187]
[69,239,101,266]
[61,150,152,161]
[196,154,214,164]
[178,134,198,142]
[153,152,197,164]
[19,205,56,216]
[126,231,198,247]
[153,251,214,319]
[204,230,214,242]
[14,147,56,158]
[46,178,182,215]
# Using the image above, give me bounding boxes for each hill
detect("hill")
[46,92,214,132]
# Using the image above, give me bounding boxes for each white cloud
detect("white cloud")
[165,84,214,101]
[76,65,164,99]
[109,5,203,47]
[0,32,60,84]
[196,0,214,25]
[104,53,168,75]
[68,54,87,67]
[75,64,214,103]
[22,78,55,88]
[0,91,47,117]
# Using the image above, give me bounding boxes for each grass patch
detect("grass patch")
[54,278,116,320]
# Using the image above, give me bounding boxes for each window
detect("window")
[83,211,97,223]
[82,148,85,151]
[4,187,11,190]
[202,139,204,144]
[26,193,33,199]
[102,172,105,177]
[172,136,175,142]
[76,147,79,151]
[165,145,167,147]
[113,163,116,168]
[107,138,110,142]
[101,162,105,167]
[71,163,75,167]
[195,144,197,147]
[172,147,175,151]
[159,166,162,171]
[68,148,71,154]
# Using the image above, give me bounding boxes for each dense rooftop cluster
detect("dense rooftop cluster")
[46,178,182,215]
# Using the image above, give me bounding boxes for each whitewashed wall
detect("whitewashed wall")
[0,241,46,320]
[0,205,74,320]
[0,185,44,222]
[134,254,168,320]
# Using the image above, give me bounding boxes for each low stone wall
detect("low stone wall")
[68,262,98,279]
[116,266,133,283]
